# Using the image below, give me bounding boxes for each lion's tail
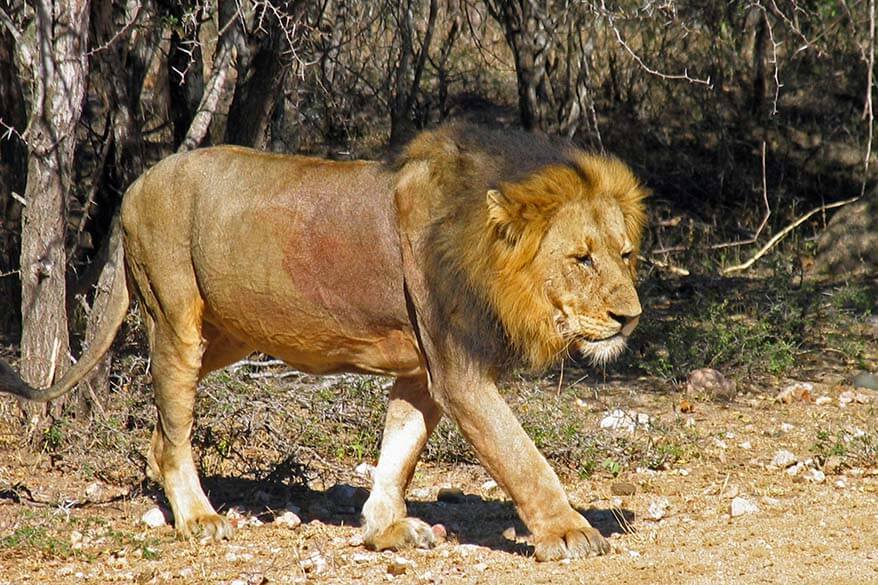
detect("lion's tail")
[0,218,130,402]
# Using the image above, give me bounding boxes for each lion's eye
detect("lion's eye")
[576,254,594,268]
[622,251,632,264]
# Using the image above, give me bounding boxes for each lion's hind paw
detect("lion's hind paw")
[365,517,437,551]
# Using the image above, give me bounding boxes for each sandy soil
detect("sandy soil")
[2,379,877,585]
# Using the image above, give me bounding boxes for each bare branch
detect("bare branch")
[722,196,862,274]
[87,3,142,56]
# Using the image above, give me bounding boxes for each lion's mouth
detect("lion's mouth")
[573,334,629,367]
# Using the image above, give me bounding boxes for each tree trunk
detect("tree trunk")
[17,0,91,424]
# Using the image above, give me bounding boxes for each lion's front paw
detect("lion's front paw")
[176,513,234,542]
[534,525,609,561]
[365,517,437,551]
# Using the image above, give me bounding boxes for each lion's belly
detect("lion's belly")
[189,148,423,377]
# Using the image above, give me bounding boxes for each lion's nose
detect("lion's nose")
[610,311,641,337]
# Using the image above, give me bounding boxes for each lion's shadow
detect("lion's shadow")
[144,476,636,557]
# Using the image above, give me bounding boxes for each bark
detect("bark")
[73,0,147,418]
[177,0,241,152]
[17,0,91,422]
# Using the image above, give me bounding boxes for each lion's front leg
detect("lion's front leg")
[443,379,610,562]
[362,374,442,551]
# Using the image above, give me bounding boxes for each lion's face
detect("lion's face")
[534,195,642,366]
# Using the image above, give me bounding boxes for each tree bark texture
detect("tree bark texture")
[18,0,91,419]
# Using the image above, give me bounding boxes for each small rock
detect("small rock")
[481,479,498,491]
[780,422,795,433]
[611,481,637,496]
[839,390,856,407]
[84,482,104,501]
[610,496,624,508]
[647,497,670,521]
[351,552,372,563]
[823,455,845,475]
[835,478,847,489]
[771,450,798,468]
[70,530,83,550]
[805,469,826,483]
[815,395,832,406]
[354,462,376,480]
[502,526,517,541]
[275,510,302,529]
[686,368,737,402]
[776,381,813,404]
[141,507,167,528]
[739,441,752,450]
[387,556,414,576]
[600,409,651,433]
[786,462,805,477]
[853,372,878,391]
[437,487,465,503]
[300,552,327,574]
[730,497,759,517]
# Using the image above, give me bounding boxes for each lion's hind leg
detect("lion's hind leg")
[362,375,442,551]
[146,318,234,541]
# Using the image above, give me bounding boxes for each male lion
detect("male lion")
[0,123,645,561]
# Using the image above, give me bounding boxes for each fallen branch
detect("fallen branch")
[638,254,690,277]
[722,196,861,274]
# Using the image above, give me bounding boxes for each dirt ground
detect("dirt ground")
[1,373,877,585]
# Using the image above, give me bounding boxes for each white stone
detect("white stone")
[647,497,670,520]
[351,552,373,563]
[815,395,832,405]
[600,409,651,433]
[730,497,759,517]
[141,507,166,528]
[275,510,302,529]
[771,450,797,468]
[481,480,498,491]
[786,462,804,477]
[805,469,826,483]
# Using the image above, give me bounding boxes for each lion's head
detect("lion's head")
[398,124,647,371]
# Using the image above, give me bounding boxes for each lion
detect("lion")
[0,123,646,561]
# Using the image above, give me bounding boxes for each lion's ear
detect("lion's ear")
[486,189,523,243]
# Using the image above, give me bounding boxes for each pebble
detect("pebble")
[771,450,798,468]
[780,422,795,433]
[84,482,104,501]
[600,409,651,433]
[481,479,498,491]
[786,462,805,477]
[141,507,167,528]
[300,552,327,574]
[611,481,637,496]
[823,455,844,475]
[647,497,670,520]
[275,510,302,529]
[387,556,414,576]
[730,497,759,517]
[835,478,847,489]
[815,395,832,405]
[805,469,826,483]
[686,368,737,402]
[776,381,813,404]
[739,441,752,450]
[351,552,373,563]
